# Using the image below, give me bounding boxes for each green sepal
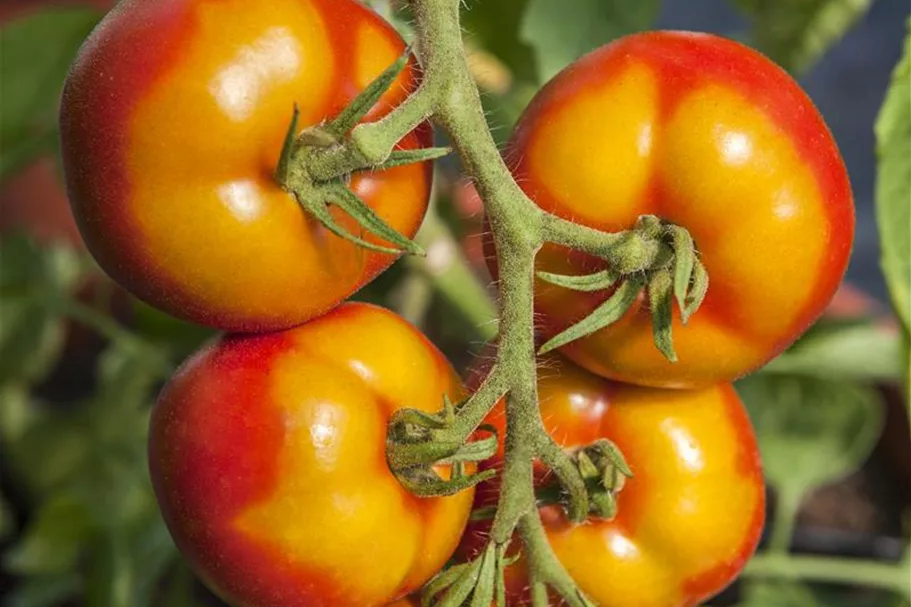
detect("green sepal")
[469,544,497,607]
[436,559,481,607]
[538,276,644,354]
[436,432,499,465]
[423,561,476,607]
[682,258,709,323]
[423,544,505,607]
[387,439,465,468]
[327,48,411,136]
[297,126,338,148]
[495,543,513,607]
[669,225,695,311]
[389,408,449,435]
[329,185,425,255]
[295,182,424,256]
[371,146,451,171]
[589,439,633,479]
[393,466,496,498]
[589,490,617,520]
[297,193,405,255]
[388,395,457,436]
[275,104,300,183]
[536,268,618,292]
[648,269,677,362]
[576,449,600,480]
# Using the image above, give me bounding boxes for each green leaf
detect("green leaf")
[737,374,884,497]
[4,493,94,575]
[0,381,37,446]
[761,319,903,382]
[129,516,179,607]
[0,237,87,385]
[5,407,92,496]
[84,533,135,607]
[875,20,911,332]
[734,0,874,74]
[0,7,102,180]
[520,0,661,83]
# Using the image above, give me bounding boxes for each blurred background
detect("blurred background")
[1,0,909,606]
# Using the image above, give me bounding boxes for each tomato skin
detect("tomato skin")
[149,303,472,607]
[461,355,765,607]
[60,0,432,332]
[495,31,853,388]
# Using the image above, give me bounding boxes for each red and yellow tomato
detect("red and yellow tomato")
[462,354,765,607]
[497,31,854,388]
[61,0,432,331]
[149,303,472,607]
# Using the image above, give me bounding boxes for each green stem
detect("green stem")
[769,485,803,553]
[302,0,654,601]
[409,0,591,598]
[745,554,911,598]
[392,271,433,326]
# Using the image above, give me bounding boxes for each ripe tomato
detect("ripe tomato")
[149,303,472,607]
[462,355,765,607]
[61,0,432,331]
[497,31,853,388]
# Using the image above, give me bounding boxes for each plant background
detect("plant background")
[0,0,909,606]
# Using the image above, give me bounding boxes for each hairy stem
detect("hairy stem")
[409,0,590,598]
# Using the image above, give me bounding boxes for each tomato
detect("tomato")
[60,0,432,332]
[495,31,853,388]
[149,303,472,607]
[461,354,765,607]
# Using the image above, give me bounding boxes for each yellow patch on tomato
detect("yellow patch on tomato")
[527,62,659,231]
[659,84,827,338]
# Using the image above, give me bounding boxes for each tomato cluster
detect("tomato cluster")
[59,0,851,604]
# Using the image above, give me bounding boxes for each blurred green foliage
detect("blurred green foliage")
[0,2,909,607]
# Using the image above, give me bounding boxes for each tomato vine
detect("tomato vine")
[287,0,708,602]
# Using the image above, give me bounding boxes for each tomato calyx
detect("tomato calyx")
[387,394,500,497]
[573,438,634,520]
[275,50,449,256]
[422,541,517,607]
[470,438,633,524]
[538,214,709,361]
